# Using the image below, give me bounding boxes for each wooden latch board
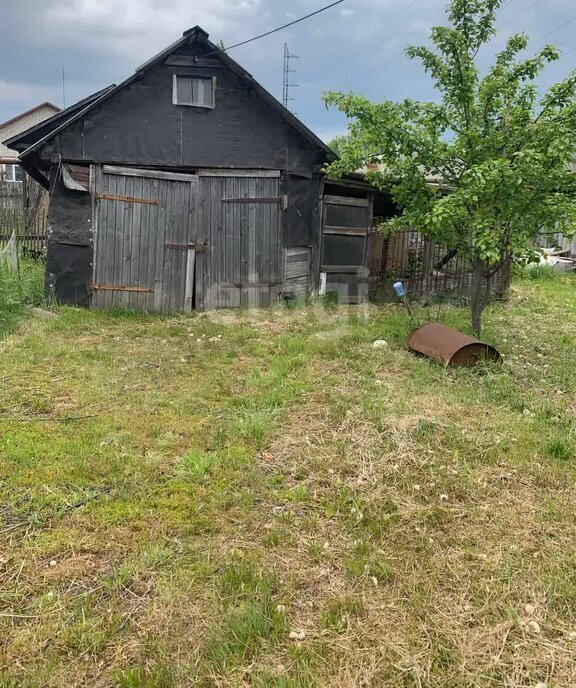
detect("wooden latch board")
[165,243,207,251]
[222,197,282,205]
[91,284,153,293]
[96,193,159,206]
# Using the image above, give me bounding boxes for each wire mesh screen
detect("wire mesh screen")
[0,177,48,258]
[368,224,511,303]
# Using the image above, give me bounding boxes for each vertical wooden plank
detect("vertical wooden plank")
[199,177,210,310]
[112,174,125,309]
[232,177,241,308]
[96,175,107,310]
[92,167,103,309]
[107,174,120,309]
[153,179,167,312]
[177,181,190,310]
[101,173,112,310]
[162,180,175,312]
[137,176,152,312]
[177,182,188,310]
[214,176,224,309]
[128,176,142,310]
[139,177,150,312]
[121,175,135,309]
[103,174,115,310]
[226,177,234,308]
[271,177,281,305]
[265,178,272,306]
[185,250,195,311]
[193,178,205,311]
[256,178,268,308]
[171,179,184,312]
[248,178,257,308]
[207,177,214,310]
[209,176,215,311]
[90,165,98,309]
[169,181,181,312]
[188,177,199,310]
[239,182,248,308]
[108,174,119,309]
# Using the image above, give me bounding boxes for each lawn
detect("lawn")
[0,272,575,687]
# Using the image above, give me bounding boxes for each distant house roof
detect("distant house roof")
[6,26,334,164]
[3,86,116,154]
[0,102,61,130]
[0,102,62,162]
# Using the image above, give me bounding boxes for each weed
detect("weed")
[516,264,561,282]
[546,438,574,462]
[114,666,175,688]
[179,449,217,481]
[321,596,365,632]
[204,600,286,672]
[0,259,44,338]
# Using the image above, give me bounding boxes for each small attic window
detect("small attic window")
[173,75,215,108]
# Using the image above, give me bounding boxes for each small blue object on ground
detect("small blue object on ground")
[393,281,407,298]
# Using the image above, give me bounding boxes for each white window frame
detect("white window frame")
[172,75,216,109]
[2,163,22,183]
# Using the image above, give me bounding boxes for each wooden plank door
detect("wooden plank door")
[92,167,199,312]
[321,194,371,304]
[160,175,199,312]
[199,174,282,310]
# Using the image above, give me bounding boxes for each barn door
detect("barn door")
[321,194,371,304]
[199,174,283,310]
[92,166,199,312]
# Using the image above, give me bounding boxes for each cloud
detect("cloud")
[0,0,574,129]
[0,80,60,106]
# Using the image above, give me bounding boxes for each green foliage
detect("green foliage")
[324,0,576,332]
[327,134,349,156]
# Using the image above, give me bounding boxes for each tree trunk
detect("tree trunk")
[470,262,486,337]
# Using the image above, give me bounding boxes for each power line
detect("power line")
[497,0,543,32]
[534,15,576,44]
[384,0,419,24]
[202,0,345,59]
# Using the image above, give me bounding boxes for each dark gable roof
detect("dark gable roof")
[10,26,335,161]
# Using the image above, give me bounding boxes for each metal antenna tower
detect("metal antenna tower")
[282,43,299,112]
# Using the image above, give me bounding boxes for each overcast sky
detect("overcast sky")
[1,0,575,143]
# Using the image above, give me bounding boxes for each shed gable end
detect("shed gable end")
[38,36,326,175]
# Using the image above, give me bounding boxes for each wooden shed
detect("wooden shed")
[5,26,384,311]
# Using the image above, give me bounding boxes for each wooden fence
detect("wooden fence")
[536,232,576,255]
[0,177,48,257]
[368,223,510,302]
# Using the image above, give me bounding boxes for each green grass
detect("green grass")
[0,272,574,686]
[0,258,45,338]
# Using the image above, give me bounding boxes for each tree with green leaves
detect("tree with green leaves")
[324,0,576,335]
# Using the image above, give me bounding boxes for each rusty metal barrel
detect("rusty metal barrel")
[408,322,502,367]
